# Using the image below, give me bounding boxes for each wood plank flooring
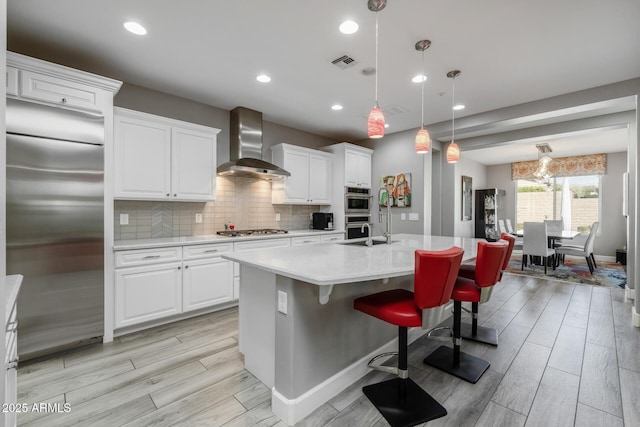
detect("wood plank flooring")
[17,274,640,426]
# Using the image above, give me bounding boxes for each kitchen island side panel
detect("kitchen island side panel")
[238,265,277,388]
[274,275,412,399]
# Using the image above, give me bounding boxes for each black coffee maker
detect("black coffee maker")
[312,212,334,230]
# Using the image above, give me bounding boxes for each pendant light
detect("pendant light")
[446,70,461,163]
[414,39,431,153]
[367,0,386,139]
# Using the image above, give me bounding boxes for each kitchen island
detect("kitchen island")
[222,234,481,425]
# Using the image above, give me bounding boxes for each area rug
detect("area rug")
[504,254,626,288]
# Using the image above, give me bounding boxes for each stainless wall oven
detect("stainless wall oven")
[345,186,371,214]
[345,215,372,239]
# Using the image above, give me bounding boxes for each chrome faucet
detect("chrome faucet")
[378,187,392,244]
[361,223,373,246]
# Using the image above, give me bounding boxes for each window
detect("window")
[516,175,600,233]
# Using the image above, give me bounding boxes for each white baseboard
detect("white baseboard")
[271,326,427,425]
[625,288,636,301]
[594,255,615,263]
[633,306,640,328]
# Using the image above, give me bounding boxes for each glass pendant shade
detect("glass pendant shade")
[446,141,460,163]
[415,128,430,153]
[368,106,385,138]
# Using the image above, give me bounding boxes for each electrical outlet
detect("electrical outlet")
[119,213,129,225]
[278,291,288,314]
[409,213,419,221]
[276,213,281,222]
[401,213,406,220]
[195,213,202,223]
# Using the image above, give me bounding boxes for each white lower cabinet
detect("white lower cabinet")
[183,255,234,312]
[115,243,234,329]
[115,262,183,328]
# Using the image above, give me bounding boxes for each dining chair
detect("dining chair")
[505,219,514,234]
[555,221,599,273]
[544,219,564,248]
[522,222,556,274]
[498,219,507,235]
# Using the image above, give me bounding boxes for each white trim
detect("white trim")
[7,51,122,93]
[625,288,636,302]
[114,107,221,135]
[594,255,615,263]
[271,326,427,425]
[633,305,640,328]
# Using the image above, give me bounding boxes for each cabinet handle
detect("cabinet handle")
[61,98,67,104]
[174,194,177,197]
[7,357,19,370]
[204,249,218,253]
[166,193,170,197]
[178,266,181,270]
[184,265,189,269]
[6,320,18,333]
[143,255,161,260]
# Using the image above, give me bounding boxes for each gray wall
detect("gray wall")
[367,128,427,236]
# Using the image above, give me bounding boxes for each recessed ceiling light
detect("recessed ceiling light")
[339,20,359,34]
[123,21,147,36]
[453,104,465,111]
[411,74,427,83]
[256,74,271,83]
[331,104,343,111]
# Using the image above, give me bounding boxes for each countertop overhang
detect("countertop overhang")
[222,234,481,287]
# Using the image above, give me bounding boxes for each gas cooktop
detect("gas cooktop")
[216,228,289,237]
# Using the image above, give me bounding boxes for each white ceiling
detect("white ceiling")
[7,0,640,163]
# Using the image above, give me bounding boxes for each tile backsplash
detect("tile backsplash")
[114,176,323,240]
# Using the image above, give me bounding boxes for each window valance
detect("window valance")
[511,153,606,180]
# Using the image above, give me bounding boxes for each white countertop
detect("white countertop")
[113,229,343,251]
[6,274,23,325]
[222,234,481,286]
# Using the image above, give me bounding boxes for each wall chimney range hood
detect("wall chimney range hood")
[216,107,290,179]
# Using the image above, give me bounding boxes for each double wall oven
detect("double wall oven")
[344,186,372,239]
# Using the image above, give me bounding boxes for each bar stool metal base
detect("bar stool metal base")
[460,323,498,346]
[423,345,490,384]
[362,377,447,427]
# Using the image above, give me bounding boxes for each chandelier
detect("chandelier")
[533,143,553,189]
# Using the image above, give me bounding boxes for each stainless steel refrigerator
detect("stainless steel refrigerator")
[6,98,105,360]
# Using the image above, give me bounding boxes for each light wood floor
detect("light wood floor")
[17,274,640,426]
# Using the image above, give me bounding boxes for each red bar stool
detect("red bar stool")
[457,233,515,345]
[423,240,508,384]
[353,246,464,427]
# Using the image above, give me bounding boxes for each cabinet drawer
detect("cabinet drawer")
[234,238,291,252]
[115,247,182,268]
[183,243,233,260]
[20,70,100,112]
[321,233,344,243]
[291,236,321,246]
[6,66,18,96]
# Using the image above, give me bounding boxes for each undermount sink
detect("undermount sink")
[342,239,389,246]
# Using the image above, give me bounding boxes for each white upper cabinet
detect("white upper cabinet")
[171,127,218,201]
[344,147,372,188]
[114,108,220,201]
[271,143,332,205]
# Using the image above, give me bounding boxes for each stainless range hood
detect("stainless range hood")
[217,107,290,179]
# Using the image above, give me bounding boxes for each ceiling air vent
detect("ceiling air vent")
[383,105,409,117]
[331,54,357,70]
